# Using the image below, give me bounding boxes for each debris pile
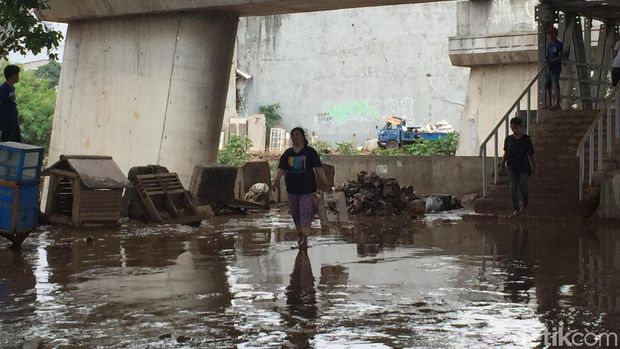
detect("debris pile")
[244,183,270,205]
[337,171,421,216]
[419,120,455,133]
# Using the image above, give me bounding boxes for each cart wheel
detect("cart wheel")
[0,231,30,249]
[386,141,399,149]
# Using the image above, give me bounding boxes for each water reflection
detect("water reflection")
[503,225,533,304]
[3,213,620,347]
[0,248,36,318]
[284,248,317,348]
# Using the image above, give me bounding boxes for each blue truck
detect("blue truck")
[377,117,447,149]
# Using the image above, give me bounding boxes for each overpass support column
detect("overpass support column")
[49,12,239,184]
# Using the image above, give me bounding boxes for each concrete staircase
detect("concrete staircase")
[475,110,611,219]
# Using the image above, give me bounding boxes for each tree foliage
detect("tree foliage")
[259,103,282,129]
[374,133,460,156]
[218,135,252,167]
[35,59,60,87]
[0,0,63,60]
[0,61,57,150]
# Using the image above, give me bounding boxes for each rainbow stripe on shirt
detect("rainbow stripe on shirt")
[288,155,306,170]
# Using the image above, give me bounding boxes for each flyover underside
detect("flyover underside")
[39,0,451,22]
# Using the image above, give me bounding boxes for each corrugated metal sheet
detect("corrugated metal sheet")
[44,155,131,189]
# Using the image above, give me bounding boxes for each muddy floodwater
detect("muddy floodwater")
[1,211,619,348]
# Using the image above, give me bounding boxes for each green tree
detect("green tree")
[218,135,252,167]
[259,103,282,128]
[35,60,61,87]
[14,68,56,149]
[0,0,63,60]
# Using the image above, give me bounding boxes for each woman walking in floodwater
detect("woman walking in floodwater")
[273,127,332,248]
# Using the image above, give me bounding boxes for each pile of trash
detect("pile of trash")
[336,171,422,216]
[419,120,455,133]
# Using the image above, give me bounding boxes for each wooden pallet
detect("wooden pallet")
[135,173,204,225]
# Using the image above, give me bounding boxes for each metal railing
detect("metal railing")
[480,67,546,197]
[576,83,620,201]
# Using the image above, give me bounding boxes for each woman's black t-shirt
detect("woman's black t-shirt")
[278,146,322,195]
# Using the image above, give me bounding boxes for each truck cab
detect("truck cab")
[377,117,419,149]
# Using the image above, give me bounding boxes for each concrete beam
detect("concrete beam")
[449,32,538,67]
[39,0,452,22]
[48,12,238,185]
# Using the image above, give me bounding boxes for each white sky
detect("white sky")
[8,22,68,63]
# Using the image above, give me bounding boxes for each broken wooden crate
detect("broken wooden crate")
[134,172,204,225]
[42,155,130,226]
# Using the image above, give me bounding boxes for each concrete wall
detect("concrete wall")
[598,173,620,219]
[457,62,539,156]
[455,0,537,37]
[322,155,493,197]
[451,0,539,156]
[236,3,470,144]
[49,12,238,185]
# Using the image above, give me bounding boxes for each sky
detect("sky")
[8,22,68,63]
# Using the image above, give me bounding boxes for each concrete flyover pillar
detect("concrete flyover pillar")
[49,12,239,185]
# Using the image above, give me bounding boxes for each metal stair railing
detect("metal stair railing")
[576,81,620,201]
[480,67,545,198]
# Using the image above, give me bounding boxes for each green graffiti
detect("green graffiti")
[323,100,381,125]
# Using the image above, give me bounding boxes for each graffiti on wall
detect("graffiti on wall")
[315,97,415,126]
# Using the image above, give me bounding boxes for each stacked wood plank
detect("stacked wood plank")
[134,173,204,225]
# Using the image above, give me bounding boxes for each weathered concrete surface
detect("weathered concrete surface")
[598,172,620,219]
[456,62,539,157]
[449,0,538,66]
[234,161,271,199]
[322,155,493,197]
[236,3,469,143]
[451,0,539,156]
[39,0,454,21]
[48,12,238,186]
[189,165,238,206]
[449,33,537,67]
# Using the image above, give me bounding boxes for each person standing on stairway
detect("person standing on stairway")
[501,117,536,216]
[545,27,563,110]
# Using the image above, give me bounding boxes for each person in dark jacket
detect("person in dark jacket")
[545,27,563,110]
[501,117,536,215]
[273,127,332,248]
[0,65,22,142]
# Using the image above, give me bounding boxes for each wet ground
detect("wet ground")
[0,211,619,348]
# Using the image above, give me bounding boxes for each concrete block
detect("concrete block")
[190,164,238,206]
[323,192,349,223]
[316,163,336,191]
[598,173,620,219]
[408,199,426,216]
[461,193,479,210]
[235,161,271,199]
[247,114,266,152]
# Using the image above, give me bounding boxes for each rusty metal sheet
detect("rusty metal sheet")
[45,155,130,189]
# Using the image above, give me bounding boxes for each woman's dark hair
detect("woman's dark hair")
[290,127,309,146]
